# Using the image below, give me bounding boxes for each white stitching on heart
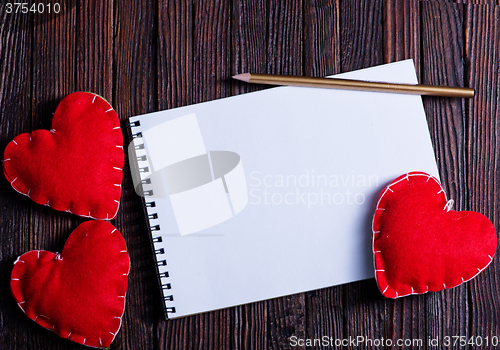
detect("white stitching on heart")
[6,93,123,223]
[443,199,454,212]
[34,314,55,329]
[372,172,495,299]
[12,254,130,349]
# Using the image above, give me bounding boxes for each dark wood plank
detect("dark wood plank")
[466,3,500,341]
[230,1,269,348]
[339,0,383,72]
[380,1,428,346]
[302,0,344,346]
[267,0,303,76]
[192,0,232,104]
[303,0,340,77]
[422,1,467,208]
[2,1,500,349]
[232,302,268,350]
[113,0,158,349]
[232,0,267,95]
[76,0,113,101]
[27,3,80,349]
[383,0,421,78]
[453,0,500,5]
[338,1,393,348]
[158,0,193,110]
[265,1,306,349]
[155,1,199,348]
[156,0,235,349]
[0,7,34,350]
[421,0,469,342]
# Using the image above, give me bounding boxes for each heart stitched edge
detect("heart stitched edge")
[10,221,130,348]
[372,171,497,299]
[2,92,124,220]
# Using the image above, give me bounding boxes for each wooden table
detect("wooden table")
[1,0,499,349]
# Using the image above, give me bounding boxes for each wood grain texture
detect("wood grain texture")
[231,0,267,94]
[338,1,389,348]
[381,2,428,347]
[113,0,158,349]
[28,4,80,349]
[304,0,340,77]
[158,0,193,110]
[421,0,469,342]
[158,0,237,348]
[466,3,500,341]
[0,6,33,350]
[76,0,113,101]
[340,0,383,72]
[265,2,306,349]
[193,0,232,103]
[383,0,421,78]
[230,2,269,348]
[302,1,343,347]
[267,0,303,75]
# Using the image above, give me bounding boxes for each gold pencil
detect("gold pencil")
[232,73,474,98]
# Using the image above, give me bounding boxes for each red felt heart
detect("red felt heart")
[10,220,130,348]
[3,92,124,220]
[372,172,497,298]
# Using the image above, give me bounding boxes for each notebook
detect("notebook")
[127,60,439,319]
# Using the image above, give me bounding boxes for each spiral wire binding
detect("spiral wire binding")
[127,120,176,318]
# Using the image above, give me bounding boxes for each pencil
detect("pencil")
[232,73,474,98]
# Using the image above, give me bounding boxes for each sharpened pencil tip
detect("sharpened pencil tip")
[232,73,251,83]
